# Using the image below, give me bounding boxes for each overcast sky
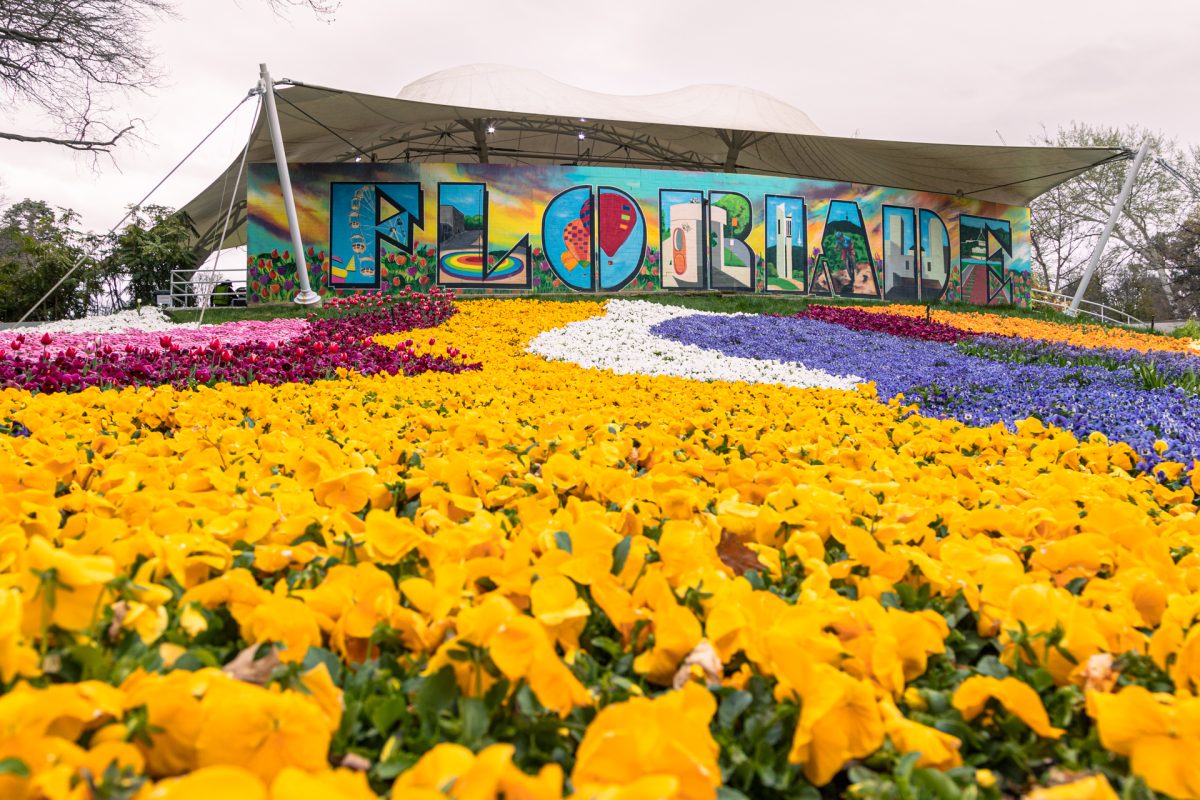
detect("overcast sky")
[3,0,1198,231]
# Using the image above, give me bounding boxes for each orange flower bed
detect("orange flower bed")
[857,305,1198,356]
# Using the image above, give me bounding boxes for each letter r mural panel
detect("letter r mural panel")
[246,163,1033,306]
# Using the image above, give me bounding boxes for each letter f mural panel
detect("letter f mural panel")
[247,163,1033,306]
[330,182,423,290]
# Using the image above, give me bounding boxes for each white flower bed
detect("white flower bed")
[8,307,180,335]
[527,299,862,390]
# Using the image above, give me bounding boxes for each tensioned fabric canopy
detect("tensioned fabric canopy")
[180,64,1127,260]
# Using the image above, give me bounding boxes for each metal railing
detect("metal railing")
[165,267,247,309]
[1030,288,1146,327]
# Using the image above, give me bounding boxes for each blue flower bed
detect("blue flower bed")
[651,314,1200,469]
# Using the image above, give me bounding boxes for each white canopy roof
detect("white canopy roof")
[180,64,1127,259]
[397,64,826,137]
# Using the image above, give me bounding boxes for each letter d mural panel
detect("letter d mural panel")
[247,162,1032,306]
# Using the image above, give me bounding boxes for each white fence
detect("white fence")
[1029,288,1146,327]
[163,267,247,309]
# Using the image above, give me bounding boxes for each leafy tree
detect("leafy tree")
[1029,123,1198,317]
[0,198,205,320]
[1157,209,1200,317]
[102,204,196,308]
[0,199,99,321]
[1,0,338,152]
[713,194,752,239]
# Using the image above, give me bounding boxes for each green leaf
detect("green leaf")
[895,750,921,782]
[174,649,220,671]
[301,647,343,684]
[1029,667,1055,692]
[975,655,1009,679]
[373,745,418,780]
[0,758,30,777]
[459,697,489,745]
[912,767,962,800]
[414,666,458,722]
[611,536,632,575]
[717,690,754,728]
[555,530,573,554]
[717,788,752,800]
[369,696,410,735]
[291,522,327,547]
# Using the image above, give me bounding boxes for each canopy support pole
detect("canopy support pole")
[1068,138,1151,317]
[469,118,489,163]
[260,62,321,306]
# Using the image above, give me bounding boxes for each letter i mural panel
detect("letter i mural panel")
[247,163,1032,307]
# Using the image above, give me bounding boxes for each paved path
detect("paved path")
[1151,319,1194,334]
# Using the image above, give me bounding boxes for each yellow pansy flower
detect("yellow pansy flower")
[953,676,1064,739]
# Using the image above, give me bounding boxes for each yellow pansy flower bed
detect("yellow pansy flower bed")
[0,298,1197,799]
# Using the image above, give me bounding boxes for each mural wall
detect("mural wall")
[246,163,1032,306]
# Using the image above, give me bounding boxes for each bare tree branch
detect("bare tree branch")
[0,123,133,150]
[0,23,64,44]
[262,0,337,14]
[0,0,337,154]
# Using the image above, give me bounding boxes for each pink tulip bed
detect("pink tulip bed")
[0,318,310,358]
[0,288,478,395]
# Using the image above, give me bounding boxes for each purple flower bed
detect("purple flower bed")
[796,305,975,343]
[962,335,1200,391]
[652,313,1200,469]
[0,290,478,394]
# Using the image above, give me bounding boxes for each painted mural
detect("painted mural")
[246,163,1032,306]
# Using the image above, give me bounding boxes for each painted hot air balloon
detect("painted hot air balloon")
[580,196,593,234]
[598,192,635,260]
[560,220,590,271]
[559,197,592,271]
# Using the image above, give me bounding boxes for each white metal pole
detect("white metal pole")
[1068,138,1152,316]
[259,63,321,306]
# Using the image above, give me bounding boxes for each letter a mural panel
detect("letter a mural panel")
[247,163,1032,306]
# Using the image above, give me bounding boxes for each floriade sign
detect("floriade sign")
[246,163,1032,307]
